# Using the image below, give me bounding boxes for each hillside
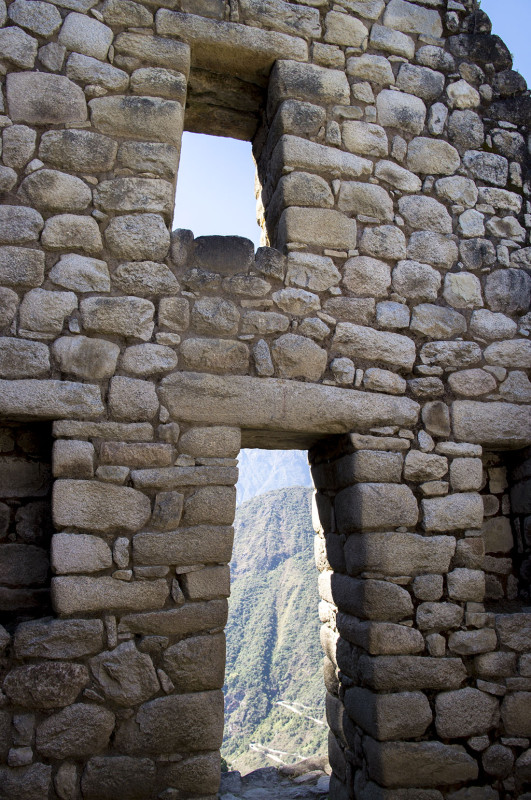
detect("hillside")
[223,486,327,774]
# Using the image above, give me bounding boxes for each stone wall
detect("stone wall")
[0,0,530,797]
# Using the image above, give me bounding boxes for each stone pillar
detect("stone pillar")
[309,427,527,798]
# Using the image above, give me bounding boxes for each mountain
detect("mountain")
[223,486,328,774]
[236,449,313,505]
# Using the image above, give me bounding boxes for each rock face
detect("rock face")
[0,0,530,798]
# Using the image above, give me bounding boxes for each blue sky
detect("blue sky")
[173,3,530,246]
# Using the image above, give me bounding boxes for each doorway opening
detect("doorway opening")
[223,448,327,775]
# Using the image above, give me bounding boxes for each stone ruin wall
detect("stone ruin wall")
[0,0,530,797]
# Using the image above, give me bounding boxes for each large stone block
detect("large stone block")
[0,379,104,421]
[90,641,160,706]
[319,572,413,622]
[90,96,184,146]
[435,687,499,738]
[53,480,151,533]
[383,0,443,37]
[36,704,115,759]
[179,426,241,458]
[0,764,52,800]
[0,338,50,379]
[180,337,249,374]
[133,526,234,566]
[269,59,350,109]
[500,692,531,736]
[0,246,44,288]
[181,565,230,600]
[14,618,104,659]
[358,655,467,691]
[344,532,454,576]
[163,633,225,691]
[278,207,357,250]
[495,613,531,652]
[345,688,432,740]
[332,324,415,370]
[364,738,477,788]
[7,72,87,124]
[39,129,118,172]
[3,662,89,709]
[80,756,156,800]
[159,373,420,445]
[52,533,112,574]
[118,599,228,636]
[337,616,423,655]
[422,493,484,531]
[338,182,394,222]
[336,483,418,533]
[452,401,531,449]
[376,89,426,135]
[109,376,159,422]
[53,335,119,381]
[80,296,155,341]
[52,576,169,616]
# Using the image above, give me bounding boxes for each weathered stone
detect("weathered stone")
[104,214,170,261]
[500,692,531,736]
[53,576,169,616]
[435,688,499,738]
[421,341,482,370]
[470,309,517,342]
[49,254,110,294]
[7,72,87,124]
[41,214,102,255]
[0,542,49,586]
[191,297,240,336]
[81,756,156,800]
[0,205,43,245]
[345,531,453,579]
[81,296,155,341]
[0,338,50,379]
[19,289,77,337]
[113,690,224,754]
[90,641,160,706]
[448,79,481,109]
[109,376,159,422]
[436,176,478,208]
[383,0,443,37]
[407,137,460,177]
[422,494,483,532]
[452,400,531,449]
[9,0,62,36]
[404,451,447,482]
[119,600,228,638]
[163,633,225,691]
[36,704,115,759]
[320,572,413,622]
[131,66,187,100]
[3,662,89,709]
[278,207,357,250]
[184,485,235,525]
[339,182,394,222]
[0,25,38,69]
[410,305,466,340]
[392,260,441,302]
[336,484,418,534]
[180,338,249,374]
[2,124,36,170]
[0,764,52,800]
[496,613,531,652]
[52,336,118,382]
[59,11,113,59]
[68,54,129,92]
[333,324,415,370]
[485,340,531,370]
[485,269,531,315]
[90,96,183,147]
[334,451,404,486]
[286,253,340,293]
[376,89,426,135]
[324,11,368,47]
[53,479,150,533]
[342,256,391,298]
[39,129,117,172]
[398,196,452,234]
[463,150,508,187]
[363,368,406,395]
[444,272,483,310]
[273,135,371,183]
[52,533,112,575]
[181,565,231,600]
[376,301,410,330]
[345,688,432,741]
[369,23,414,58]
[360,225,406,261]
[117,141,179,179]
[270,59,350,110]
[347,53,395,86]
[407,231,458,270]
[448,628,497,655]
[447,567,485,602]
[365,738,478,788]
[397,64,445,103]
[448,369,496,397]
[417,602,463,632]
[342,121,388,158]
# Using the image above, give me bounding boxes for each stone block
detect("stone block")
[159,297,190,331]
[66,52,129,91]
[109,377,159,422]
[324,11,368,47]
[0,764,52,800]
[151,491,184,531]
[53,336,119,381]
[19,289,77,337]
[118,599,228,637]
[104,214,170,261]
[364,738,477,787]
[90,641,159,706]
[0,288,18,329]
[398,195,452,234]
[358,654,467,691]
[0,338,50,379]
[14,618,104,659]
[9,0,62,36]
[417,602,463,632]
[376,89,426,135]
[179,426,241,458]
[158,752,221,796]
[448,369,497,397]
[337,616,423,655]
[336,483,418,533]
[342,121,389,158]
[180,565,230,600]
[90,96,184,146]
[334,451,404,486]
[278,207,357,250]
[0,205,43,245]
[450,458,483,491]
[53,479,151,533]
[501,692,531,736]
[36,704,115,759]
[39,129,118,172]
[452,401,531,449]
[495,613,531,652]
[344,531,454,576]
[0,458,51,498]
[95,179,174,218]
[163,633,225,691]
[133,526,234,567]
[435,687,499,738]
[18,169,92,213]
[117,141,179,179]
[180,337,249,374]
[360,225,406,261]
[52,533,112,574]
[407,137,460,175]
[49,255,110,293]
[338,182,394,222]
[113,690,223,754]
[332,323,415,370]
[3,662,89,709]
[192,297,240,336]
[407,231,458,270]
[369,23,415,58]
[404,451,448,482]
[183,485,236,526]
[7,72,87,124]
[80,756,156,800]
[345,688,431,741]
[81,296,154,341]
[271,334,327,381]
[52,576,169,616]
[422,493,484,532]
[53,439,94,479]
[397,64,445,103]
[347,53,395,85]
[269,59,350,111]
[273,134,371,183]
[59,11,113,59]
[383,0,443,37]
[448,628,497,655]
[412,574,443,602]
[286,253,340,293]
[320,572,413,622]
[41,214,103,255]
[130,66,187,100]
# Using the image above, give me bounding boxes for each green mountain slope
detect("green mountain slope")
[223,486,327,774]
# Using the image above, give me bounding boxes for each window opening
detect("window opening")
[173,132,262,248]
[223,448,327,777]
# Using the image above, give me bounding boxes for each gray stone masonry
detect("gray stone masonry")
[0,0,530,798]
